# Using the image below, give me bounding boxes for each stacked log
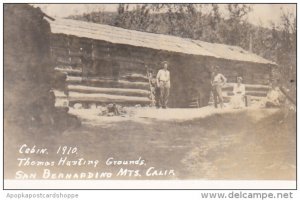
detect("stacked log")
[222,83,270,98]
[67,76,149,90]
[223,83,270,92]
[54,66,82,76]
[69,77,151,106]
[209,82,271,106]
[54,72,151,107]
[68,92,150,105]
[121,73,149,82]
[224,91,268,97]
[49,33,174,107]
[68,85,149,97]
[54,76,152,107]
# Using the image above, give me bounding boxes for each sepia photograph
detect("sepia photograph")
[3,3,297,189]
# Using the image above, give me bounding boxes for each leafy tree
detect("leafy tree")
[114,4,153,31]
[219,4,252,46]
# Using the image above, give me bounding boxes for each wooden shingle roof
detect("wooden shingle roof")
[48,18,277,65]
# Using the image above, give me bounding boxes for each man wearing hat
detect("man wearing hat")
[211,66,227,108]
[156,61,171,108]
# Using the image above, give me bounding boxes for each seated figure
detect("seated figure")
[265,86,285,108]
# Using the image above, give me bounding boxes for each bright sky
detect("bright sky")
[36,4,296,28]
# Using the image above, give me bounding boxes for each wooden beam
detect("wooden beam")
[68,85,150,97]
[122,73,149,82]
[68,92,151,104]
[66,76,82,83]
[223,83,270,91]
[55,67,82,76]
[224,91,268,97]
[66,76,150,90]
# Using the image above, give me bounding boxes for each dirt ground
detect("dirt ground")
[4,107,296,180]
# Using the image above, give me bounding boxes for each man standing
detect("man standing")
[156,61,171,109]
[211,67,227,108]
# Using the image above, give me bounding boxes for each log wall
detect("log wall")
[50,34,273,108]
[50,34,153,107]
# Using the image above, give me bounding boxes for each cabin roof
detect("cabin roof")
[48,18,277,66]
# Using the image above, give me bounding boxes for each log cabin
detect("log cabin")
[47,18,277,108]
